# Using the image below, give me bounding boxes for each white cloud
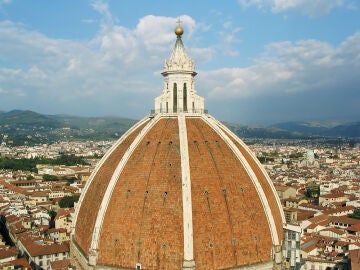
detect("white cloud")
[223,21,232,29]
[195,32,360,123]
[216,19,242,57]
[201,32,360,99]
[0,13,213,119]
[82,19,96,24]
[0,0,11,5]
[91,0,116,27]
[239,0,347,16]
[197,32,360,124]
[189,47,216,63]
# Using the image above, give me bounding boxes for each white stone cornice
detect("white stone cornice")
[178,114,195,269]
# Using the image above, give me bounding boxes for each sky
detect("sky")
[0,0,359,125]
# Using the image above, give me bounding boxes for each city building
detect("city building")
[17,237,69,270]
[283,224,302,270]
[70,23,286,269]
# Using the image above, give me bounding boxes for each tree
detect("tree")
[59,195,80,208]
[48,210,57,228]
[305,185,320,205]
[42,174,58,181]
[352,208,360,219]
[306,185,320,198]
[289,152,304,159]
[0,155,87,172]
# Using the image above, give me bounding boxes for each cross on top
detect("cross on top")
[176,18,182,27]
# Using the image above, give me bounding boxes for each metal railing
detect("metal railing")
[150,109,208,114]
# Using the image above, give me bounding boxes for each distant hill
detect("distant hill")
[0,110,63,133]
[225,122,305,139]
[0,110,358,146]
[49,114,136,131]
[269,121,360,138]
[0,110,136,146]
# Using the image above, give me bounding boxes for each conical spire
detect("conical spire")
[154,20,204,114]
[164,23,195,74]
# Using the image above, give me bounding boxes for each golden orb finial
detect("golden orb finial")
[175,18,184,36]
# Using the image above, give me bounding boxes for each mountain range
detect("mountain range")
[0,110,359,145]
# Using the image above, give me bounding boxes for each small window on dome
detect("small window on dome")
[136,263,142,270]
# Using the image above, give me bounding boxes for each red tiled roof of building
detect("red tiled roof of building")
[20,238,69,257]
[334,240,349,247]
[296,209,317,221]
[347,223,360,232]
[63,186,78,192]
[4,214,19,224]
[0,180,27,195]
[36,201,52,207]
[299,203,328,211]
[319,227,346,235]
[307,214,331,225]
[323,205,355,215]
[321,193,346,199]
[0,257,32,269]
[48,227,67,234]
[50,259,71,270]
[330,216,360,226]
[274,185,289,192]
[28,191,48,197]
[55,208,74,220]
[0,246,18,260]
[302,239,319,253]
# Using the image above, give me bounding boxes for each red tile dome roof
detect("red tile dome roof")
[70,114,284,270]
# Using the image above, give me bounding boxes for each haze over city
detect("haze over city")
[0,0,359,125]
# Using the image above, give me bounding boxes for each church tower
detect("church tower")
[154,20,204,114]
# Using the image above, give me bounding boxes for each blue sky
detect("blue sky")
[0,0,359,125]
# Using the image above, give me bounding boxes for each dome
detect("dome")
[70,25,285,270]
